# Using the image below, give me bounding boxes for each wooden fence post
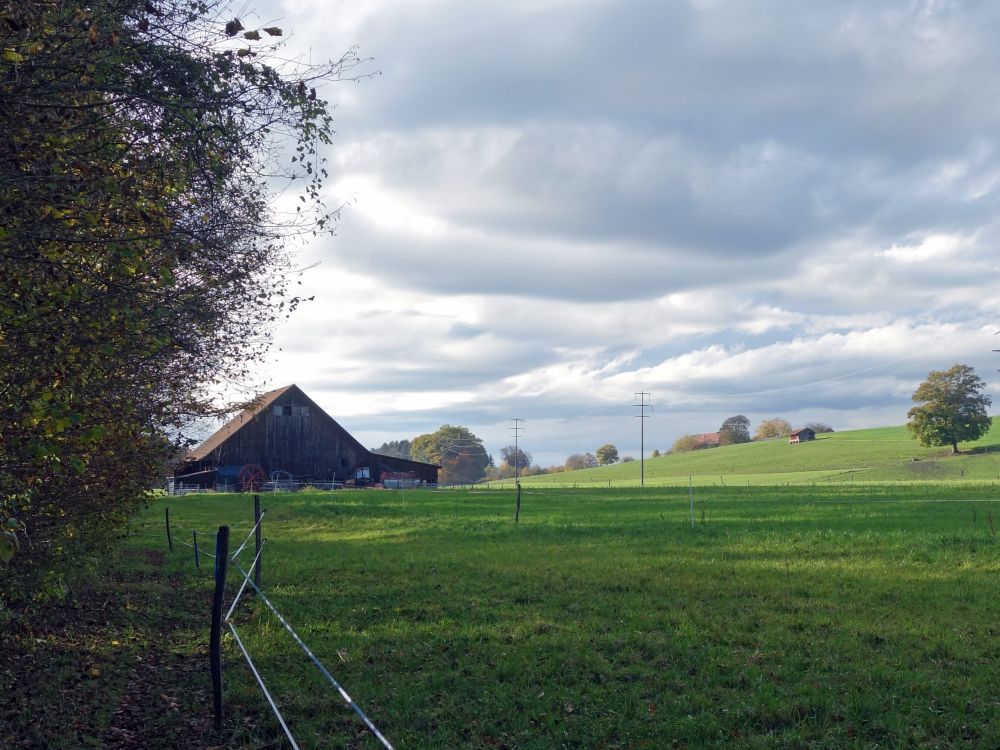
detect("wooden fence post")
[253,494,262,591]
[165,507,173,553]
[514,481,521,524]
[210,525,230,731]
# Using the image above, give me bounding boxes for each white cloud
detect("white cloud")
[237,0,1000,465]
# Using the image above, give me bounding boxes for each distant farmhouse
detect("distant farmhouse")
[691,432,721,449]
[171,384,439,492]
[788,427,816,445]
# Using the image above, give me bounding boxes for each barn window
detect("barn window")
[273,404,309,416]
[340,458,348,468]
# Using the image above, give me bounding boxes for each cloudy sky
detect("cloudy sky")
[247,0,998,465]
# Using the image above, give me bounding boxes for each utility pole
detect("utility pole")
[633,392,651,486]
[510,419,524,522]
[510,418,525,481]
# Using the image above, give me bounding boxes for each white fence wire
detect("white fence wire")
[151,505,394,749]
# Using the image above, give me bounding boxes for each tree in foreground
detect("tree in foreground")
[0,0,360,590]
[907,364,992,455]
[411,426,490,484]
[718,415,752,445]
[754,418,793,440]
[596,444,620,465]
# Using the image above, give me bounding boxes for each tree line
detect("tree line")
[371,431,632,483]
[667,416,834,454]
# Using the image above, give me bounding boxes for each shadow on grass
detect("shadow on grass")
[968,442,1000,455]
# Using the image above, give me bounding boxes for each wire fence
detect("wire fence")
[138,497,394,750]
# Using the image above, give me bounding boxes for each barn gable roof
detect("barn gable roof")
[187,384,296,461]
[186,384,440,474]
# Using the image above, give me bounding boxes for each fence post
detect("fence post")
[193,530,200,569]
[210,525,230,731]
[514,481,521,524]
[253,494,262,591]
[165,507,173,553]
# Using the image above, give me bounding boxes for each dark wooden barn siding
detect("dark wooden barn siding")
[373,454,440,484]
[207,387,370,481]
[175,383,440,485]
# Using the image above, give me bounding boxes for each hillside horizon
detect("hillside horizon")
[504,421,1000,487]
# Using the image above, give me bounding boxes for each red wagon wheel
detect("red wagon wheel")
[238,463,266,492]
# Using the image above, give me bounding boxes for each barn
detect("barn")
[171,384,439,491]
[788,427,816,445]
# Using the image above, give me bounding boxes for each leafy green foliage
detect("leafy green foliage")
[0,0,362,596]
[371,439,412,459]
[499,445,532,471]
[595,443,619,465]
[907,364,992,454]
[754,417,793,440]
[718,414,751,445]
[411,425,490,483]
[565,452,598,470]
[670,433,704,453]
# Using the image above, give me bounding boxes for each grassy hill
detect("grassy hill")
[512,423,1000,487]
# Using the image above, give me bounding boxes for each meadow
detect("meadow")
[133,483,1000,748]
[512,424,1000,488]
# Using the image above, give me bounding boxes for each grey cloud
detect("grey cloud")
[324,212,797,302]
[253,0,1000,458]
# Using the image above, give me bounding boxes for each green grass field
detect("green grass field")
[509,424,1000,488]
[132,484,1000,748]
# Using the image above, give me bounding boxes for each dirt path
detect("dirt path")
[2,548,227,749]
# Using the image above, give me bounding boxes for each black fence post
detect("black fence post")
[253,494,262,591]
[193,530,200,569]
[165,507,173,553]
[515,481,521,524]
[210,525,230,731]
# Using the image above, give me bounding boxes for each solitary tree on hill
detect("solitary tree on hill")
[719,415,751,445]
[596,443,620,465]
[907,364,992,455]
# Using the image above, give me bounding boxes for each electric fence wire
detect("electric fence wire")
[226,621,301,750]
[171,537,216,559]
[225,541,265,622]
[228,557,395,750]
[230,511,266,561]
